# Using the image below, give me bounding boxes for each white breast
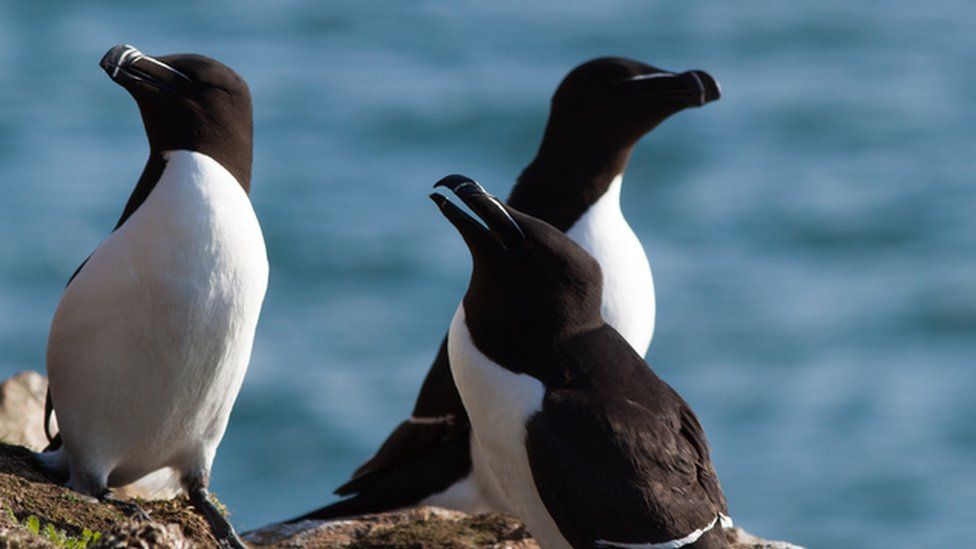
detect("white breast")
[565,175,654,356]
[418,433,511,514]
[448,305,572,549]
[46,150,268,495]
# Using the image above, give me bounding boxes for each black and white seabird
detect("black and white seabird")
[38,44,267,548]
[434,175,732,548]
[290,58,720,521]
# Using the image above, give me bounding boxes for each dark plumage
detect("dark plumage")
[433,175,730,548]
[290,57,721,523]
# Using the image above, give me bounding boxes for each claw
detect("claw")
[100,491,151,522]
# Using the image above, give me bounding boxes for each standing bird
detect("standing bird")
[290,57,720,521]
[434,175,731,549]
[39,44,267,549]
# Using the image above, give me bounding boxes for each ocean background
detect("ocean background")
[0,2,973,547]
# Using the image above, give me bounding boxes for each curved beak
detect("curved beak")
[100,44,191,92]
[625,69,721,107]
[430,175,525,251]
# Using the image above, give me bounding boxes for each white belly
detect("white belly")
[448,306,570,548]
[419,433,511,514]
[566,175,654,357]
[46,150,268,494]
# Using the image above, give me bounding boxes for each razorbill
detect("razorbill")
[290,58,720,521]
[38,44,267,549]
[434,175,732,548]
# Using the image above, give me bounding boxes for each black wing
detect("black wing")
[525,337,727,547]
[287,338,475,522]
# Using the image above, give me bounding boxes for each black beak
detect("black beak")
[625,69,721,107]
[100,44,190,92]
[686,70,722,105]
[430,174,525,251]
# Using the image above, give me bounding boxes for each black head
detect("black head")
[100,44,253,191]
[432,175,605,361]
[509,57,721,230]
[545,56,720,152]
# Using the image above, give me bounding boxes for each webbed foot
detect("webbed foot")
[188,485,246,549]
[99,490,151,522]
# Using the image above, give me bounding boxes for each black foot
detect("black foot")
[99,491,151,522]
[189,487,246,549]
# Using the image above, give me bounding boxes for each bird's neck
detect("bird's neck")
[507,139,633,232]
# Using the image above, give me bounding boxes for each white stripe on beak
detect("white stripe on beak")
[625,72,675,82]
[487,196,525,239]
[135,54,191,81]
[112,45,140,79]
[687,71,706,106]
[114,45,191,82]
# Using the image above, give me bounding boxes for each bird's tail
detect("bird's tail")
[285,494,401,524]
[43,388,63,451]
[284,432,474,523]
[34,446,69,483]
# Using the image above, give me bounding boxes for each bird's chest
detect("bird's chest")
[67,151,268,371]
[447,306,570,547]
[447,307,544,460]
[565,188,654,356]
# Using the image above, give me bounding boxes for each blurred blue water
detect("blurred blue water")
[0,2,973,547]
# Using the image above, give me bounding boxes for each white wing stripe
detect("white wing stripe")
[408,415,455,425]
[595,513,732,549]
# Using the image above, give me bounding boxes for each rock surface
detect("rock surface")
[248,510,803,548]
[245,508,535,548]
[0,371,52,451]
[0,441,214,547]
[0,371,803,548]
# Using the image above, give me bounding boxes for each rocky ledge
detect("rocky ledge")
[246,510,799,548]
[0,371,801,548]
